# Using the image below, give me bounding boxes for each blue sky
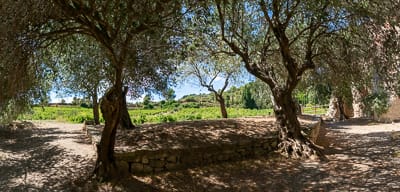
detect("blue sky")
[49,77,242,103]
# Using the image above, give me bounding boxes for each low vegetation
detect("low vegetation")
[18,105,327,125]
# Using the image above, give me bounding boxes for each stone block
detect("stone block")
[153,152,168,160]
[154,168,164,173]
[143,165,153,173]
[116,160,129,172]
[132,156,141,163]
[150,160,165,168]
[142,156,149,164]
[165,163,178,170]
[166,155,177,163]
[131,163,143,172]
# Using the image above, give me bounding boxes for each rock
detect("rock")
[165,163,178,170]
[166,155,177,163]
[131,163,143,172]
[142,156,149,164]
[154,168,164,173]
[116,160,129,172]
[143,165,153,173]
[149,160,165,168]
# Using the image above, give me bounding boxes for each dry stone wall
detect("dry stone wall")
[114,136,278,174]
[83,120,279,175]
[83,117,320,175]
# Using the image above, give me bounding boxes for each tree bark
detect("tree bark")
[92,90,100,125]
[94,86,121,181]
[272,89,323,159]
[215,94,228,118]
[337,96,350,120]
[352,86,366,118]
[120,86,135,129]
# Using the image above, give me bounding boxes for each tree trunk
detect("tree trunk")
[94,86,121,181]
[215,94,228,118]
[120,86,135,129]
[92,90,100,125]
[352,86,366,118]
[337,96,350,120]
[272,90,322,159]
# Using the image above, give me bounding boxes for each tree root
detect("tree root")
[277,137,327,161]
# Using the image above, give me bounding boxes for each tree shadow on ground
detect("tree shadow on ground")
[0,123,159,192]
[125,122,400,192]
[0,125,93,191]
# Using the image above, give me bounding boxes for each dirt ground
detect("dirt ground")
[1,118,400,191]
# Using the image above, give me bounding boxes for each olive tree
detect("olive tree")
[213,0,376,158]
[1,0,182,180]
[181,7,246,118]
[41,35,112,125]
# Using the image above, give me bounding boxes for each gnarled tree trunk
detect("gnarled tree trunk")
[273,89,322,159]
[94,86,122,181]
[120,86,135,129]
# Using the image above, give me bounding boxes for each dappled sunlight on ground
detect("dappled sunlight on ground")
[127,118,400,191]
[0,122,95,191]
[1,118,400,191]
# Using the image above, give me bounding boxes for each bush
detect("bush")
[182,102,200,108]
[80,103,90,108]
[363,91,390,118]
[68,114,93,123]
[132,115,146,125]
[184,114,202,120]
[143,103,154,109]
[158,115,176,123]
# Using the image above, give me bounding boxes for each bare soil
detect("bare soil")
[1,118,400,191]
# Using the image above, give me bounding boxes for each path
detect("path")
[0,121,95,191]
[1,119,400,191]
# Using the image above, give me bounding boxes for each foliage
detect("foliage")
[242,85,258,109]
[18,106,287,124]
[162,88,176,102]
[18,106,101,123]
[363,91,390,118]
[142,94,154,109]
[0,0,58,123]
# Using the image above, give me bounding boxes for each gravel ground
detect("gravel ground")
[1,118,400,191]
[0,121,95,191]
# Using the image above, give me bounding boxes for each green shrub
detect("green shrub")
[182,102,200,108]
[158,115,177,123]
[80,103,90,108]
[68,114,93,123]
[132,115,146,125]
[363,91,390,118]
